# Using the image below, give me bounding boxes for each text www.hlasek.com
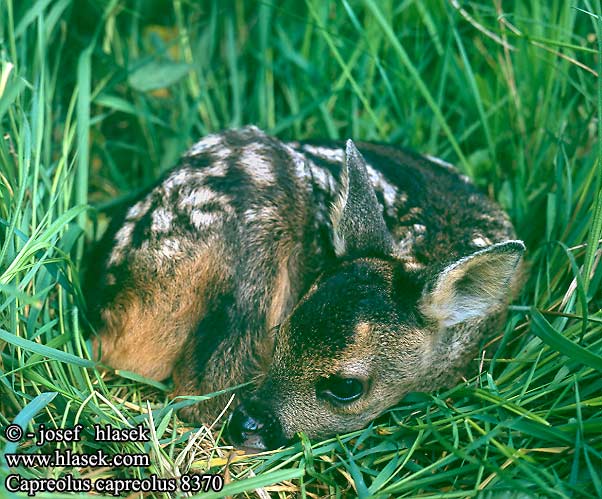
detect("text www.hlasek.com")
[5,449,149,468]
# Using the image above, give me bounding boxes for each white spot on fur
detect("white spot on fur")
[163,168,202,194]
[151,208,174,233]
[284,143,337,193]
[190,211,219,228]
[178,187,216,209]
[126,197,152,221]
[293,156,308,180]
[310,164,336,192]
[211,148,232,161]
[242,145,275,185]
[366,165,399,215]
[114,223,133,246]
[187,134,223,156]
[282,143,310,180]
[109,223,135,265]
[244,207,278,224]
[472,235,492,247]
[244,208,257,222]
[301,144,344,163]
[205,162,227,177]
[160,238,181,258]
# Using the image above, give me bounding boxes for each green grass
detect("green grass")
[1,0,602,497]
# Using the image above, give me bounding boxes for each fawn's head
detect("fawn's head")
[229,141,524,450]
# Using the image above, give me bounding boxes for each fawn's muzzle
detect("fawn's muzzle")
[228,398,286,450]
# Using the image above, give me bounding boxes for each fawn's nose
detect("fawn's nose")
[231,407,264,433]
[228,399,286,450]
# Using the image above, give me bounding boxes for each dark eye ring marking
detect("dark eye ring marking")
[316,375,366,405]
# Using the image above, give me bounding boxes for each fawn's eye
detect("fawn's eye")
[316,376,365,404]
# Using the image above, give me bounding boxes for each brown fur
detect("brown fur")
[95,249,223,380]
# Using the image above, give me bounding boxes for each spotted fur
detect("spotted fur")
[86,126,524,449]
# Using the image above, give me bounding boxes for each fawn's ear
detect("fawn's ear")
[420,241,525,328]
[330,140,394,258]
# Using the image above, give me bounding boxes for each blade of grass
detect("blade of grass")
[0,328,95,368]
[530,307,602,373]
[582,3,602,299]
